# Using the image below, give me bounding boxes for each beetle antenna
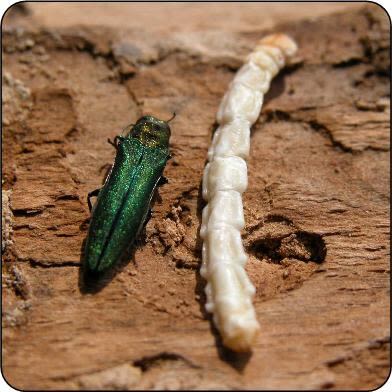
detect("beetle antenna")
[166,112,176,123]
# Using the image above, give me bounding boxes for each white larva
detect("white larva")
[202,156,248,201]
[216,82,264,125]
[205,227,248,269]
[201,33,298,352]
[208,119,251,160]
[200,190,244,238]
[233,62,271,92]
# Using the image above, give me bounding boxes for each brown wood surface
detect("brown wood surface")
[2,3,390,390]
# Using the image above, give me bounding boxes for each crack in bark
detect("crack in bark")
[263,109,389,153]
[12,209,45,217]
[27,259,80,268]
[133,352,200,372]
[325,335,390,372]
[264,109,353,152]
[308,120,354,153]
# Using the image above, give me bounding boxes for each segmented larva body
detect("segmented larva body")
[200,34,298,352]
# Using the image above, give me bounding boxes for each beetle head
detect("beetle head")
[129,115,171,149]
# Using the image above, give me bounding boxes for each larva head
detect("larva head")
[129,115,171,149]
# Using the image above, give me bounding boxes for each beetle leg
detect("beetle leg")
[87,188,101,212]
[158,176,169,186]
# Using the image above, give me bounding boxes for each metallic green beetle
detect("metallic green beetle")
[84,115,172,273]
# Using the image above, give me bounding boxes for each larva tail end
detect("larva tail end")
[222,319,260,352]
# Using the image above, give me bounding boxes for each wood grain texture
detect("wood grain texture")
[2,4,390,390]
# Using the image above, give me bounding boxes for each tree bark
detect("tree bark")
[2,3,390,390]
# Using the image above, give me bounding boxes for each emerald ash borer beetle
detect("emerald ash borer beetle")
[84,114,174,273]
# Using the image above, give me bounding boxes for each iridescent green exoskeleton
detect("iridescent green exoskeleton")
[84,115,172,273]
